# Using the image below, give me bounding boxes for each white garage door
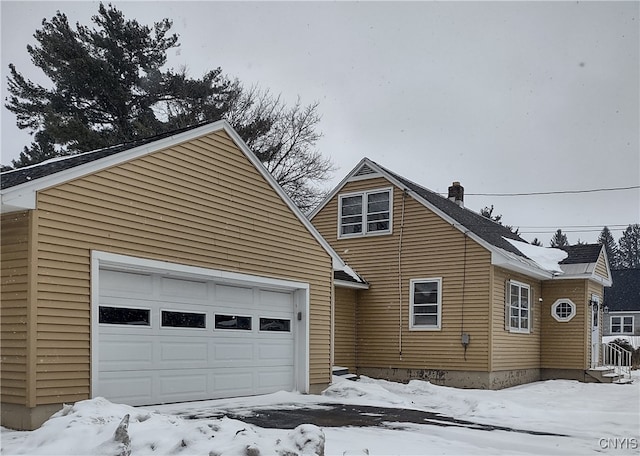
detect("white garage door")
[95,267,297,406]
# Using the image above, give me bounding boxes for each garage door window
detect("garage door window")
[260,318,291,332]
[99,306,150,326]
[161,310,206,328]
[215,314,252,330]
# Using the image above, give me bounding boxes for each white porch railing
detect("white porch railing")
[600,342,632,381]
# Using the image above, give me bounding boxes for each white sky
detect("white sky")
[1,1,639,245]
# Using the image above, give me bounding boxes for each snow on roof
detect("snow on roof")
[504,237,568,274]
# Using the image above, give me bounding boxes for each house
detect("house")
[603,269,640,339]
[309,158,613,389]
[0,120,366,430]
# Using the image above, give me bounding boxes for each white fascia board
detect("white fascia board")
[222,124,355,277]
[307,157,370,220]
[491,250,555,280]
[1,120,230,214]
[334,279,370,290]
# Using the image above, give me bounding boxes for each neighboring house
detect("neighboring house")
[603,269,640,337]
[0,120,365,430]
[310,158,612,390]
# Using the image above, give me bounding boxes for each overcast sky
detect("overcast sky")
[2,1,639,245]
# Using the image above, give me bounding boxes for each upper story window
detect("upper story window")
[339,188,392,238]
[507,280,530,333]
[410,278,442,330]
[611,316,633,334]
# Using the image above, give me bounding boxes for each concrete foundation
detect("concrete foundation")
[1,402,64,431]
[540,368,590,382]
[356,367,542,390]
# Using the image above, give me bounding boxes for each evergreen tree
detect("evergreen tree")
[480,205,519,234]
[550,229,569,248]
[618,224,640,268]
[531,238,543,246]
[4,3,332,210]
[597,226,619,268]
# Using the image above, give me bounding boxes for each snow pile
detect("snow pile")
[504,237,568,273]
[1,397,324,456]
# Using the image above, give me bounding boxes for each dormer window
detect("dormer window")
[338,188,392,238]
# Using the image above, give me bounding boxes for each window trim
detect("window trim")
[338,187,393,239]
[409,277,442,331]
[507,280,531,334]
[551,299,576,322]
[610,315,634,334]
[160,308,207,330]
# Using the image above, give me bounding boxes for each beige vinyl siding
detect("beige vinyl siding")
[313,177,491,372]
[334,287,357,372]
[32,130,332,405]
[540,279,588,369]
[1,211,30,404]
[490,267,542,371]
[594,250,610,281]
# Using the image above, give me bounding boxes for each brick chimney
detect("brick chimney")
[448,181,464,207]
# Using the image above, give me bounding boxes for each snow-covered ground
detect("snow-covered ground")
[2,372,639,455]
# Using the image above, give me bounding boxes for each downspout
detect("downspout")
[398,189,407,357]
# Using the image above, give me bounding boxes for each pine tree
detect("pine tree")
[4,3,332,210]
[597,226,619,269]
[618,224,640,268]
[550,229,569,248]
[531,238,543,246]
[480,205,519,234]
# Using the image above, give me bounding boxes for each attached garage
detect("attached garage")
[92,251,309,406]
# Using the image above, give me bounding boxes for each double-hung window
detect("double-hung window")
[410,278,442,330]
[611,316,633,334]
[339,189,391,237]
[507,280,530,333]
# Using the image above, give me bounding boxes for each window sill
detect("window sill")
[338,230,392,240]
[409,326,441,331]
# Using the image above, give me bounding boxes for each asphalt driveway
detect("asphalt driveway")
[179,403,566,437]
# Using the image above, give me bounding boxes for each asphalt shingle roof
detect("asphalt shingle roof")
[373,161,528,259]
[604,269,640,311]
[1,122,210,190]
[559,244,602,265]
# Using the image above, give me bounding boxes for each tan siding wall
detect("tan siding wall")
[334,287,357,372]
[490,267,542,371]
[33,131,332,405]
[1,211,30,404]
[594,250,610,281]
[540,280,588,369]
[313,177,491,372]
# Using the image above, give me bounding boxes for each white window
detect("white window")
[410,278,442,330]
[507,280,530,333]
[611,316,634,334]
[339,188,392,237]
[551,299,576,322]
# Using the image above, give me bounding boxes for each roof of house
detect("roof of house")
[1,122,210,190]
[377,162,527,259]
[604,269,640,311]
[309,157,560,279]
[559,244,603,265]
[0,120,365,284]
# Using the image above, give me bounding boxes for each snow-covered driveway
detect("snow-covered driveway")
[2,373,638,455]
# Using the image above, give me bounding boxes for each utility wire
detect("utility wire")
[465,185,640,197]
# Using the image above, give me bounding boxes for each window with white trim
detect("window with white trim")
[508,281,530,333]
[611,316,634,334]
[339,188,391,237]
[410,278,442,330]
[551,299,576,322]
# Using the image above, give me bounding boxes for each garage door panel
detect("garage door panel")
[257,368,295,392]
[97,268,297,405]
[160,277,209,303]
[99,372,154,405]
[159,340,208,368]
[99,338,154,370]
[213,370,254,396]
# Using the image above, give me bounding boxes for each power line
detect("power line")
[465,185,640,197]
